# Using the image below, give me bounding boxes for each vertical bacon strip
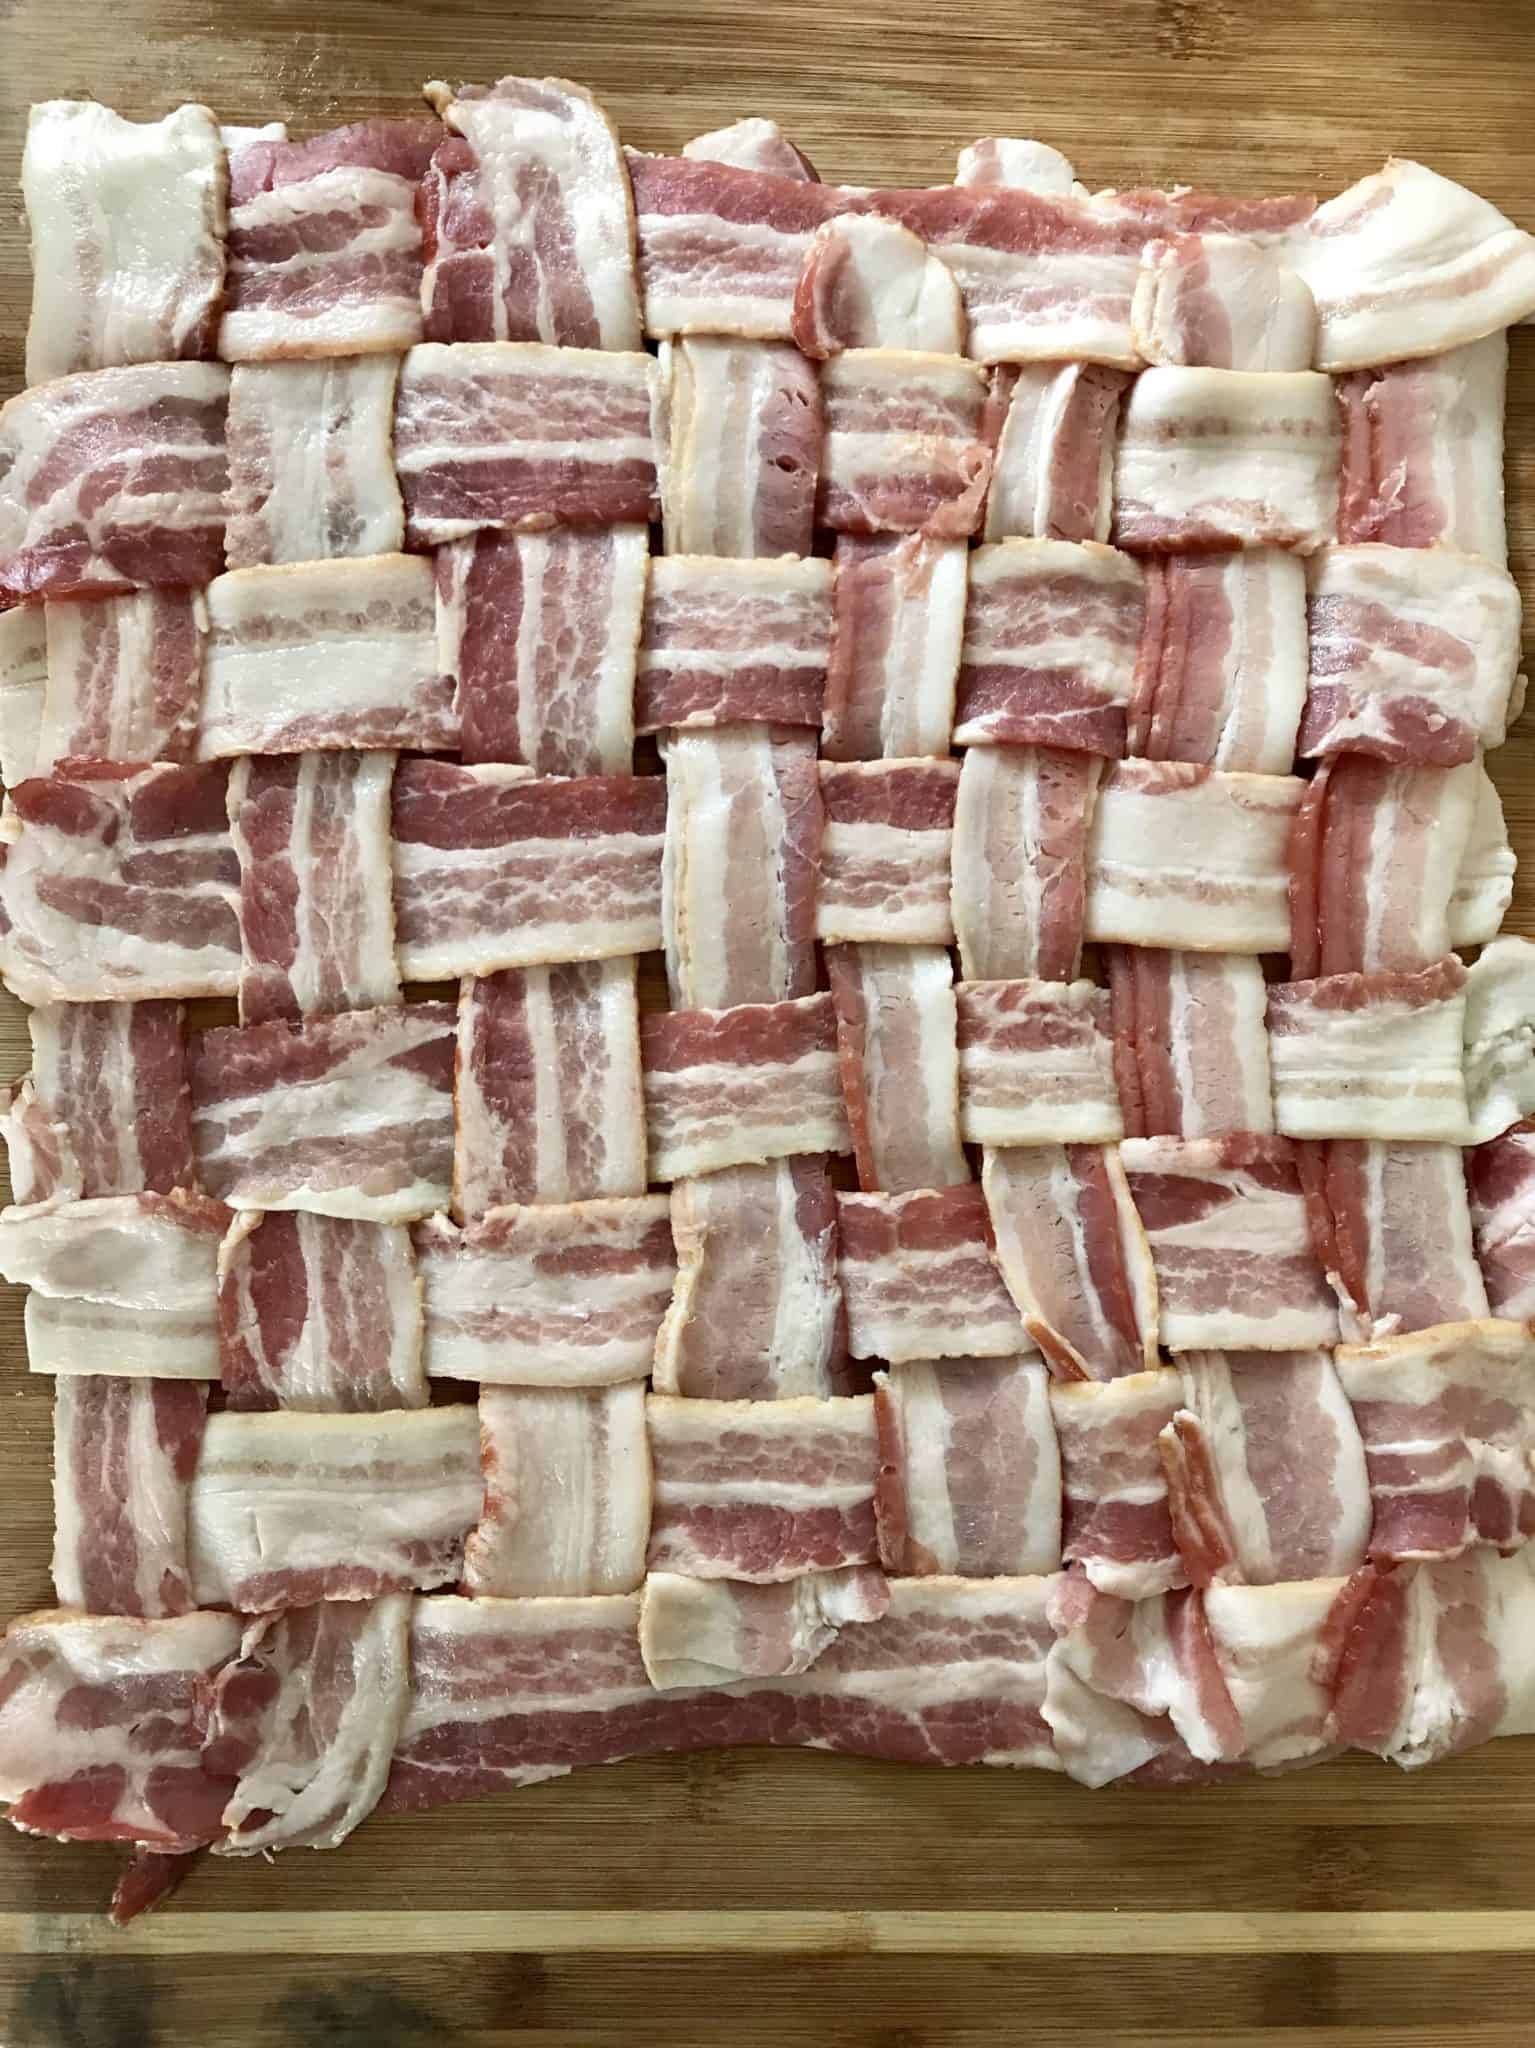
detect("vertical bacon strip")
[820,536,967,761]
[683,119,820,182]
[38,589,205,772]
[0,604,47,797]
[951,744,1102,982]
[1450,762,1516,949]
[1468,1122,1535,1320]
[984,363,1128,545]
[223,357,405,569]
[792,216,964,357]
[1130,233,1316,371]
[51,1376,207,1616]
[1049,1370,1188,1600]
[0,1080,79,1206]
[28,1001,195,1196]
[661,338,822,558]
[1304,1139,1487,1342]
[827,943,969,1194]
[1106,950,1273,1140]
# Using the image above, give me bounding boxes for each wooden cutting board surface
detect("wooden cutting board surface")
[3,1,1535,2040]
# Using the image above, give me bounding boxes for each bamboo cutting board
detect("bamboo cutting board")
[2,2,1535,2040]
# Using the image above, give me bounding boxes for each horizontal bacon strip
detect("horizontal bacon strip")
[837,1183,1028,1364]
[816,758,957,946]
[1266,956,1469,1143]
[636,555,832,735]
[957,979,1122,1148]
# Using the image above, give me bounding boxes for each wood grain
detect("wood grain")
[2,0,1535,2039]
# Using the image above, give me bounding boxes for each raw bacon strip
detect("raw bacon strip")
[1300,545,1521,766]
[417,1198,674,1388]
[1201,1580,1343,1770]
[792,216,964,357]
[1335,334,1507,563]
[0,605,47,795]
[223,357,405,569]
[956,138,1077,194]
[218,1211,426,1412]
[229,752,400,1028]
[188,1406,483,1613]
[1468,1123,1535,1319]
[1112,368,1340,553]
[954,538,1143,755]
[1334,1320,1535,1563]
[1160,1350,1370,1587]
[1306,1140,1488,1342]
[660,338,821,559]
[189,1002,456,1224]
[654,1158,848,1401]
[1267,957,1469,1143]
[439,526,647,771]
[983,363,1128,545]
[0,1080,78,1207]
[393,342,660,544]
[23,100,225,385]
[199,558,457,760]
[817,758,957,946]
[420,77,641,348]
[0,363,229,600]
[684,119,820,183]
[1049,1372,1187,1600]
[1127,551,1308,774]
[1130,234,1316,371]
[453,961,645,1216]
[1450,762,1516,949]
[637,556,832,735]
[1289,755,1480,977]
[466,1383,650,1595]
[1293,158,1535,370]
[828,944,968,1194]
[640,1568,888,1690]
[28,1000,195,1197]
[817,350,990,539]
[951,745,1102,982]
[1105,951,1273,1140]
[38,589,205,772]
[1463,937,1535,1145]
[874,1356,1061,1576]
[1085,761,1302,954]
[52,1376,207,1616]
[392,762,666,982]
[957,980,1122,1148]
[820,536,967,761]
[203,1595,410,1853]
[661,728,820,1009]
[0,1191,227,1380]
[1122,1135,1340,1352]
[648,1394,879,1581]
[220,119,439,360]
[837,1184,1028,1364]
[983,1145,1158,1382]
[0,1609,240,1851]
[641,995,851,1182]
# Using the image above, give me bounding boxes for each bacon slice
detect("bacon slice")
[875,1356,1061,1576]
[0,1079,77,1207]
[394,341,660,544]
[1131,233,1316,371]
[955,137,1077,193]
[223,357,405,569]
[654,1158,848,1401]
[954,538,1143,755]
[1305,1139,1488,1342]
[661,728,820,1009]
[951,744,1102,981]
[837,1184,1028,1363]
[683,119,820,183]
[1160,1350,1370,1587]
[816,758,957,945]
[453,961,645,1217]
[1334,1319,1535,1563]
[438,525,646,771]
[52,1376,207,1617]
[392,762,665,982]
[648,1394,878,1581]
[659,338,822,557]
[1106,950,1273,1140]
[466,1383,651,1595]
[1127,551,1308,773]
[1112,368,1339,553]
[1049,1372,1188,1600]
[0,1609,240,1851]
[189,1003,456,1223]
[818,350,990,539]
[1335,333,1507,563]
[639,1568,888,1690]
[1468,1122,1535,1319]
[204,1595,411,1853]
[1086,761,1301,954]
[821,536,967,760]
[641,995,851,1182]
[220,119,439,360]
[828,944,967,1194]
[0,605,47,796]
[38,589,205,772]
[1267,957,1469,1143]
[637,556,832,735]
[1293,157,1535,370]
[27,1000,194,1197]
[0,363,229,600]
[416,1199,674,1388]
[218,1210,426,1411]
[23,100,225,385]
[1450,761,1516,948]
[983,362,1128,545]
[1203,1578,1344,1771]
[420,77,641,348]
[792,216,964,357]
[1463,937,1535,1145]
[958,979,1122,1148]
[1123,1136,1339,1353]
